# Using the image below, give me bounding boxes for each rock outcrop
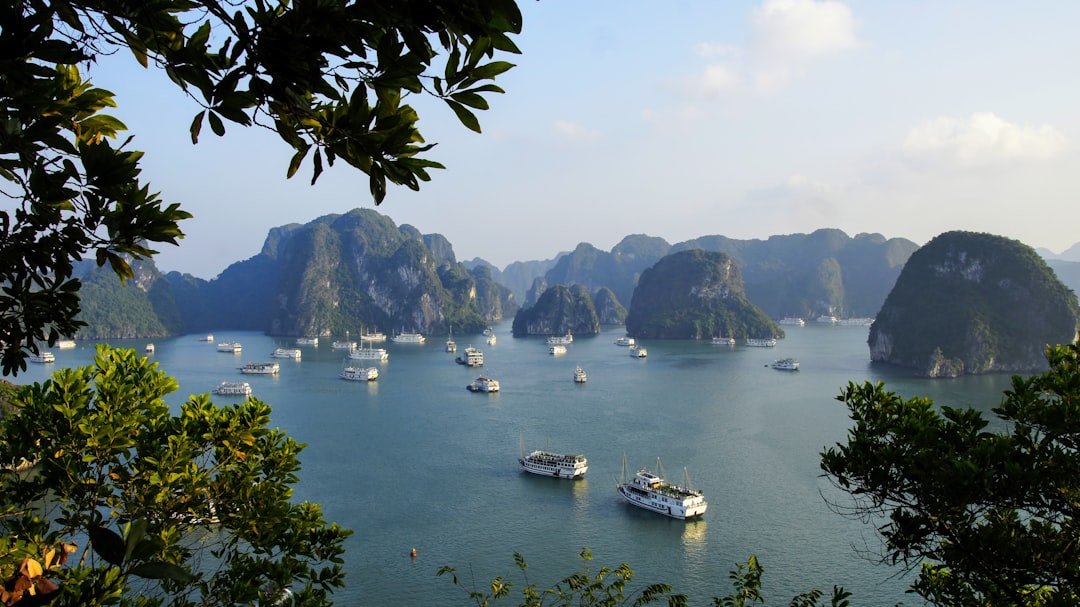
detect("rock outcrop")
[511,284,600,337]
[869,231,1080,377]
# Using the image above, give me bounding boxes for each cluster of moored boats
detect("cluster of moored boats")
[518,440,708,520]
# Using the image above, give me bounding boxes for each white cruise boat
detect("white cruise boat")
[271,348,302,359]
[745,338,777,347]
[837,317,874,326]
[482,327,494,337]
[486,334,497,345]
[391,332,426,344]
[331,340,356,351]
[201,334,214,342]
[145,343,155,354]
[213,381,252,396]
[217,341,242,353]
[772,358,800,371]
[519,449,588,479]
[549,344,567,355]
[455,346,483,367]
[360,331,387,342]
[466,376,500,393]
[29,351,55,363]
[341,366,378,381]
[56,339,76,349]
[779,317,805,326]
[547,332,573,345]
[614,336,635,347]
[711,336,735,346]
[240,362,279,375]
[446,338,457,353]
[348,342,389,361]
[574,366,587,383]
[629,345,647,358]
[617,457,707,520]
[296,337,319,346]
[816,315,838,324]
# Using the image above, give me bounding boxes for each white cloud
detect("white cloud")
[553,120,602,143]
[683,0,858,97]
[903,112,1066,166]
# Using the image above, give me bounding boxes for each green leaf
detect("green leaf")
[190,111,205,144]
[129,561,194,583]
[208,111,225,136]
[89,525,126,567]
[445,100,481,134]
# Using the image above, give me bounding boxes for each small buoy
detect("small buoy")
[410,548,417,558]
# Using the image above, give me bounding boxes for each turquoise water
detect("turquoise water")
[14,324,1014,606]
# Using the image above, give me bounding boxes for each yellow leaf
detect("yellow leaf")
[20,557,43,578]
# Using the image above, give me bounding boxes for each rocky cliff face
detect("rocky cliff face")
[869,231,1080,377]
[593,287,627,325]
[511,284,600,337]
[625,249,781,340]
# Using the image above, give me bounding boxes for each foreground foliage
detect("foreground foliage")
[439,549,853,607]
[0,346,350,606]
[822,336,1080,605]
[1,0,521,373]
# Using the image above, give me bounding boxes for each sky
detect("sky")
[85,1,1080,278]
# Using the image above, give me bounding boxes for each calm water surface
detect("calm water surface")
[17,324,1014,606]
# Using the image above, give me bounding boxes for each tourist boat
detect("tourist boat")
[360,330,387,342]
[347,341,388,361]
[391,332,426,344]
[296,337,319,346]
[745,338,777,347]
[629,345,647,358]
[482,327,494,337]
[779,317,806,326]
[271,348,302,359]
[145,343,155,354]
[213,381,252,396]
[446,338,457,353]
[217,341,242,353]
[56,339,76,349]
[519,447,588,479]
[201,334,214,342]
[815,315,838,324]
[341,365,378,381]
[547,332,573,345]
[616,457,708,520]
[614,336,635,347]
[455,346,483,367]
[466,376,500,393]
[331,340,357,350]
[574,366,587,383]
[549,344,567,355]
[772,358,800,371]
[486,334,497,345]
[29,351,55,363]
[239,362,279,375]
[711,336,735,346]
[837,317,873,326]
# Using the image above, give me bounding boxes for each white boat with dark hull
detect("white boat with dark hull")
[519,449,588,479]
[201,334,214,342]
[549,344,567,355]
[745,338,777,347]
[772,358,800,371]
[617,457,708,520]
[547,332,573,345]
[145,343,155,354]
[217,341,242,353]
[614,336,635,347]
[340,365,378,381]
[455,346,483,367]
[466,376,500,393]
[348,342,389,362]
[392,332,426,344]
[240,362,279,375]
[271,348,302,359]
[629,345,647,358]
[213,381,252,396]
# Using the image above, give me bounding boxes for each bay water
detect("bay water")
[15,323,1015,605]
